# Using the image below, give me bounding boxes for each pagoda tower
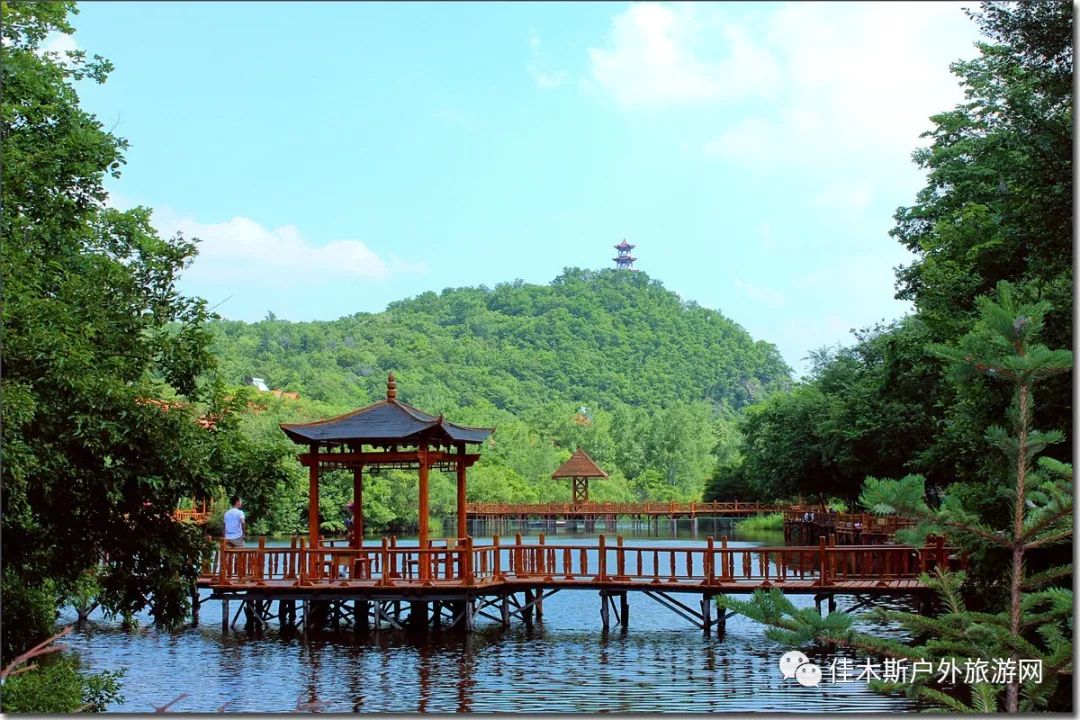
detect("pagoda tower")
[613,239,637,270]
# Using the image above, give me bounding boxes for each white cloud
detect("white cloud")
[151,209,425,295]
[588,3,781,107]
[587,3,977,163]
[734,277,785,309]
[41,31,78,56]
[697,3,979,169]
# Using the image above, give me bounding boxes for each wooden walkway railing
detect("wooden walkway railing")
[783,509,917,539]
[174,499,213,524]
[200,535,955,591]
[465,501,783,518]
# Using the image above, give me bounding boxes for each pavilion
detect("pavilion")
[279,373,495,573]
[552,448,607,505]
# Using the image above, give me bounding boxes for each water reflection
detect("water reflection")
[62,519,917,712]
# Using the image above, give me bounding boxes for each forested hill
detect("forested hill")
[209,268,792,414]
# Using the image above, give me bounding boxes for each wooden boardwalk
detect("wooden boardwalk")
[465,500,782,522]
[195,535,954,634]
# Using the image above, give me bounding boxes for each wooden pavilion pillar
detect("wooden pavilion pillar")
[418,444,431,580]
[351,465,364,548]
[573,476,589,505]
[456,443,467,539]
[308,443,320,548]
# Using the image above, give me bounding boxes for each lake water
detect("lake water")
[61,519,919,712]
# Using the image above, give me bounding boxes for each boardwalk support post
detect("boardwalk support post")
[701,594,712,634]
[599,590,610,630]
[522,589,534,628]
[620,592,629,628]
[464,596,475,632]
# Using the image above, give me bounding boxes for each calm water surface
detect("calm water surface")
[62,520,918,712]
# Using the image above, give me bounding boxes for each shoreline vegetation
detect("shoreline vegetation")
[1,0,1071,714]
[732,513,783,534]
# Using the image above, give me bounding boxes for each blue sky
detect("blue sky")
[59,2,982,375]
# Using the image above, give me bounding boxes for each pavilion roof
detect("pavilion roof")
[279,374,494,447]
[551,448,608,478]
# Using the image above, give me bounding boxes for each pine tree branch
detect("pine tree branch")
[1024,528,1073,550]
[1019,505,1073,544]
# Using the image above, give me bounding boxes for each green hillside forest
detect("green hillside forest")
[206,268,793,536]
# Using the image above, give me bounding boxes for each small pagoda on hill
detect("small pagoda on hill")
[552,448,608,505]
[613,239,637,270]
[279,374,495,569]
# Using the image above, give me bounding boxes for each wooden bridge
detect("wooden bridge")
[465,501,783,532]
[195,534,955,635]
[467,500,782,518]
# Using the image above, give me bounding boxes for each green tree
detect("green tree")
[2,0,215,668]
[722,282,1073,712]
[891,0,1072,488]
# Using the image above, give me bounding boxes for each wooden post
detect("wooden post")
[493,534,502,580]
[818,536,830,586]
[464,597,475,632]
[620,592,629,627]
[701,594,712,634]
[256,535,266,585]
[298,536,307,586]
[308,443,321,549]
[597,534,607,581]
[522,589,534,628]
[599,591,610,630]
[456,444,468,540]
[379,537,393,587]
[464,536,474,587]
[218,537,228,585]
[418,444,430,581]
[352,465,364,548]
[514,532,523,577]
[706,536,715,585]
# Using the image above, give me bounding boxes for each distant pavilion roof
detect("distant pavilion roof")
[280,373,494,447]
[551,448,608,478]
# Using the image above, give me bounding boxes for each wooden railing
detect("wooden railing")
[202,535,956,589]
[784,509,917,536]
[465,501,783,517]
[174,499,213,524]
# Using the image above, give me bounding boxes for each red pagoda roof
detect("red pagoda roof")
[614,240,635,250]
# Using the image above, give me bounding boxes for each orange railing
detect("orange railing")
[174,499,214,524]
[201,535,956,589]
[465,501,783,517]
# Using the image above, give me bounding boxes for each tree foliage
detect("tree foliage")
[723,281,1073,712]
[1,0,217,666]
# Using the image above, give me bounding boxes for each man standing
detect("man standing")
[224,495,246,548]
